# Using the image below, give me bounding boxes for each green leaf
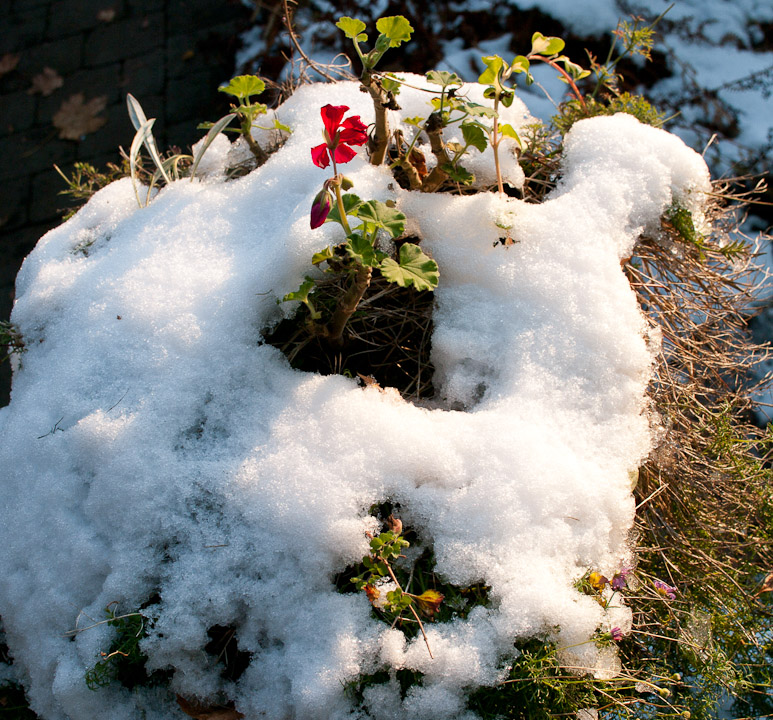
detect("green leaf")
[272,117,292,134]
[336,16,367,39]
[510,55,530,74]
[462,102,497,118]
[379,243,439,291]
[500,90,514,108]
[499,123,523,148]
[190,113,236,180]
[219,75,266,100]
[375,15,413,47]
[426,70,462,88]
[478,55,505,89]
[311,246,335,266]
[403,116,425,128]
[441,162,474,185]
[356,200,406,238]
[558,56,590,80]
[381,74,402,94]
[281,277,321,320]
[530,32,565,56]
[345,234,378,267]
[462,123,487,153]
[326,193,362,226]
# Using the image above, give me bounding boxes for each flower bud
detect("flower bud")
[310,189,333,229]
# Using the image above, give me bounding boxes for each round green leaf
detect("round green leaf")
[219,75,265,100]
[336,16,367,39]
[478,55,505,88]
[379,243,439,291]
[375,15,413,47]
[357,200,406,238]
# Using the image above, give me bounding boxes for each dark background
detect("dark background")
[0,0,255,405]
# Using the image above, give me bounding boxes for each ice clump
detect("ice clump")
[0,78,709,719]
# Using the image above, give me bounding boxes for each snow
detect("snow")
[0,78,711,719]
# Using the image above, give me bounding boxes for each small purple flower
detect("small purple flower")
[611,567,631,591]
[610,626,624,642]
[654,580,677,600]
[310,188,333,229]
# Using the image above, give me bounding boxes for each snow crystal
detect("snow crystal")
[0,78,710,719]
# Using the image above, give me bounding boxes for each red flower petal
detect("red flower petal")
[339,116,368,146]
[311,143,330,168]
[333,143,357,164]
[320,104,347,140]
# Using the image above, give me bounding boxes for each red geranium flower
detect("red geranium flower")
[311,104,368,169]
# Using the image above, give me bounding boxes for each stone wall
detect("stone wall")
[0,0,252,404]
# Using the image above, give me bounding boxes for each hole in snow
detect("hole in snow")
[264,267,436,402]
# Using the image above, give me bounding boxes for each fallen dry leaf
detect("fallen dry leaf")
[0,53,20,77]
[755,572,773,596]
[97,7,116,22]
[176,695,244,720]
[52,93,108,140]
[28,67,63,96]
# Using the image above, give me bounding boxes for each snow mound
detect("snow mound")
[0,80,709,719]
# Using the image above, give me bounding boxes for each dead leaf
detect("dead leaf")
[0,53,20,77]
[414,589,444,618]
[28,67,63,96]
[52,93,108,140]
[409,148,428,179]
[97,7,116,22]
[386,514,402,535]
[755,572,773,596]
[357,373,380,389]
[176,695,244,720]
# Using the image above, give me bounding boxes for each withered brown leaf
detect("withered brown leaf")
[28,67,64,96]
[755,572,773,596]
[52,93,108,140]
[0,53,20,78]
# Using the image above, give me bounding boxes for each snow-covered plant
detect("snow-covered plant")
[2,7,773,720]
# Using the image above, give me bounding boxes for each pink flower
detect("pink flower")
[311,105,368,169]
[310,187,333,229]
[654,580,677,600]
[610,627,623,642]
[611,567,631,591]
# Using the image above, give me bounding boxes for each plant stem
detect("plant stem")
[385,564,433,659]
[362,69,390,165]
[324,263,371,346]
[241,116,268,164]
[492,95,504,196]
[530,55,587,111]
[420,111,451,192]
[333,180,352,235]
